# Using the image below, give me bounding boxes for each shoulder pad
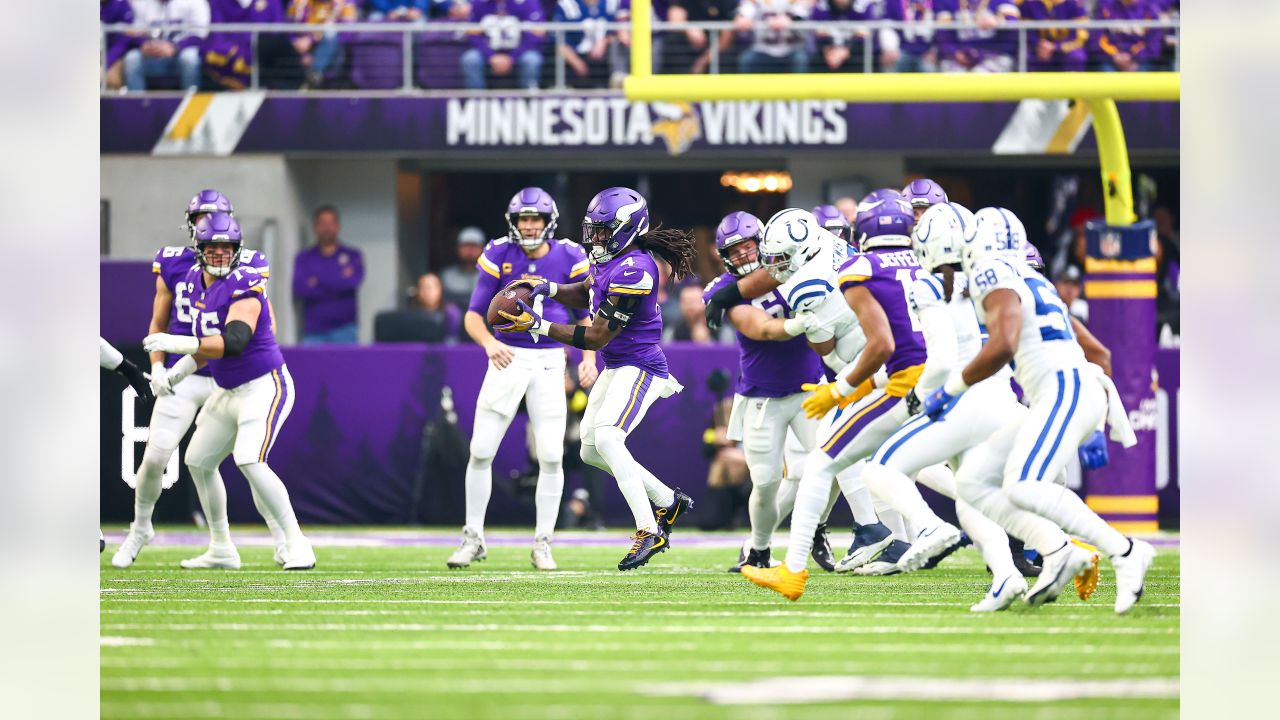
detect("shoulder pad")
[837,255,874,283]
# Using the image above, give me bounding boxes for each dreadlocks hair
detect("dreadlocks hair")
[637,225,697,281]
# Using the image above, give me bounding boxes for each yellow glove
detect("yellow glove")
[801,382,852,419]
[848,377,876,403]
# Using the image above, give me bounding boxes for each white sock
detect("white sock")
[634,462,676,508]
[464,456,493,537]
[820,481,840,524]
[595,427,659,531]
[132,445,171,533]
[957,499,1017,578]
[250,484,287,547]
[534,461,564,538]
[775,478,799,526]
[785,452,836,572]
[875,497,909,542]
[1007,482,1129,556]
[915,463,957,500]
[835,464,880,526]
[863,463,943,532]
[238,462,304,544]
[959,481,1068,556]
[749,480,781,551]
[188,464,231,546]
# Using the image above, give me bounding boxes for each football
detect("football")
[487,283,534,326]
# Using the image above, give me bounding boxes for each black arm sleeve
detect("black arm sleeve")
[598,295,640,331]
[223,320,253,357]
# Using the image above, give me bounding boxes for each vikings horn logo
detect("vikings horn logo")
[650,102,701,156]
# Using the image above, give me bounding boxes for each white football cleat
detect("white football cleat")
[1111,538,1156,614]
[971,573,1029,612]
[179,544,241,570]
[111,524,155,569]
[1025,542,1092,607]
[447,527,486,569]
[897,522,963,573]
[282,536,316,570]
[531,535,557,570]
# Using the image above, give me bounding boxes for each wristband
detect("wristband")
[571,325,588,350]
[835,374,855,397]
[547,282,558,298]
[943,374,970,396]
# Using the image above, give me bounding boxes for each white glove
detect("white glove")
[782,313,818,337]
[143,332,200,355]
[149,362,173,397]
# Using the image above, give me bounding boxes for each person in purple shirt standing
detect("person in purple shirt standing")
[884,0,938,73]
[144,213,316,572]
[1018,0,1088,72]
[294,205,365,344]
[460,0,546,89]
[112,190,290,570]
[706,211,837,573]
[122,0,210,91]
[495,187,697,572]
[446,188,595,572]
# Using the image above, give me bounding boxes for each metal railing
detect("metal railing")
[101,18,1180,94]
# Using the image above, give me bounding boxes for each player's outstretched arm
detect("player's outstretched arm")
[704,268,780,330]
[726,304,809,342]
[1071,316,1111,376]
[961,289,1022,387]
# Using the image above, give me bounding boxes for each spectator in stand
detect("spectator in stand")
[460,0,547,90]
[1053,265,1088,323]
[935,0,1020,73]
[667,283,715,343]
[365,0,429,21]
[413,272,463,341]
[1094,0,1163,72]
[293,205,365,344]
[666,0,740,75]
[1152,205,1180,337]
[205,0,298,90]
[555,0,632,89]
[441,226,486,312]
[122,0,210,92]
[288,1,359,88]
[885,0,938,73]
[1018,0,1087,72]
[734,0,811,74]
[813,0,892,73]
[101,0,136,90]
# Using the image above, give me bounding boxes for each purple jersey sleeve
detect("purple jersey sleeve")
[468,240,508,315]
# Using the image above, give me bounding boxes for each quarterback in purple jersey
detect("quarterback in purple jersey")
[496,187,697,571]
[902,178,948,222]
[708,212,837,572]
[447,188,595,572]
[144,213,316,572]
[112,190,287,570]
[812,204,853,246]
[742,197,947,600]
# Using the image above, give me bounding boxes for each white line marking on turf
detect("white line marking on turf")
[101,622,1175,636]
[98,597,1180,608]
[642,675,1180,704]
[101,636,155,647]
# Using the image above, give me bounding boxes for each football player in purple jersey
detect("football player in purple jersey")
[901,178,949,222]
[447,188,595,571]
[707,212,838,572]
[812,204,853,246]
[144,213,315,571]
[112,190,286,570]
[495,187,697,571]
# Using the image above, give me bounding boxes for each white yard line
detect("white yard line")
[643,675,1180,704]
[100,636,155,647]
[100,622,1176,636]
[99,596,1180,608]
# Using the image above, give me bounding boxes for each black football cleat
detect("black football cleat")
[1011,537,1043,577]
[920,532,972,570]
[811,522,836,572]
[618,528,668,571]
[655,488,695,536]
[729,545,772,573]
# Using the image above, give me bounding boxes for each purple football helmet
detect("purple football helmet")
[715,211,763,278]
[855,196,915,251]
[811,204,852,244]
[193,212,243,278]
[1025,242,1045,270]
[185,189,235,238]
[902,179,948,219]
[582,187,650,264]
[506,187,559,251]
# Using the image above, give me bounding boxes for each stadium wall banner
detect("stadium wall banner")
[101,95,1179,156]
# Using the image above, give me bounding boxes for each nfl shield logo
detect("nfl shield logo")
[1100,231,1122,258]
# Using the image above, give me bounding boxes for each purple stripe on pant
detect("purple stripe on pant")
[821,395,901,458]
[615,371,654,432]
[259,368,289,462]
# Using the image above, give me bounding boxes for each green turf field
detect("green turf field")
[100,530,1179,720]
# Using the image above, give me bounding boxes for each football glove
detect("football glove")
[116,358,154,399]
[150,362,173,398]
[801,381,854,419]
[496,299,547,336]
[1078,430,1110,470]
[143,332,200,355]
[506,277,555,299]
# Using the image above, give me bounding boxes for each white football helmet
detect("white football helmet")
[759,208,825,283]
[912,202,974,272]
[964,207,1027,275]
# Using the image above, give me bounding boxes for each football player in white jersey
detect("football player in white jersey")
[925,207,1155,613]
[859,203,1028,609]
